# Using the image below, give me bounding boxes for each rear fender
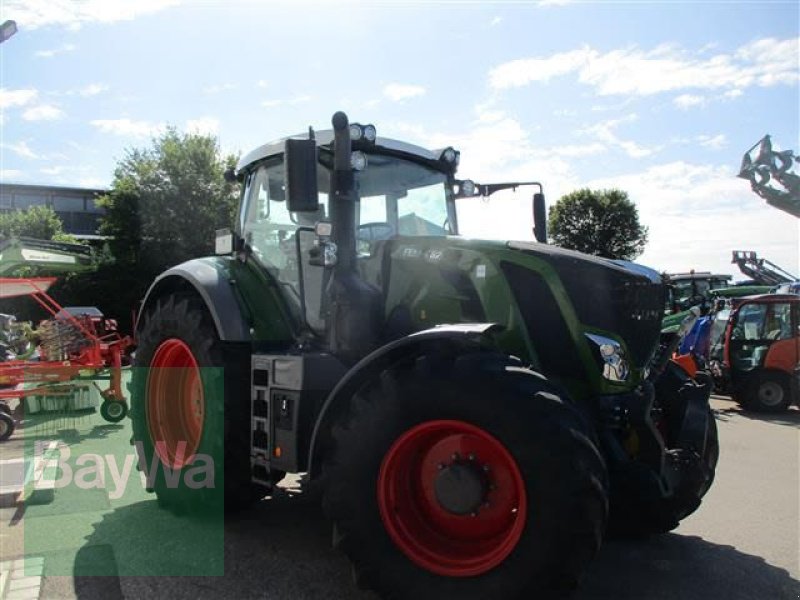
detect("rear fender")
[306,323,503,478]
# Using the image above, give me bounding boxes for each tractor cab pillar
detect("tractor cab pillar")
[286,111,383,361]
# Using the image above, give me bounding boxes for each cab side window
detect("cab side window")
[242,164,293,272]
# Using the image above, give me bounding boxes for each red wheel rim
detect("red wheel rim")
[147,338,205,469]
[377,420,527,577]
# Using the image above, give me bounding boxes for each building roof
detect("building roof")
[0,182,107,195]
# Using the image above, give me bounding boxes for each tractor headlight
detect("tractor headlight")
[349,123,376,144]
[350,151,368,171]
[585,333,629,382]
[440,147,458,164]
[349,123,364,141]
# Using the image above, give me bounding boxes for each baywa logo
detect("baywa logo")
[41,441,215,500]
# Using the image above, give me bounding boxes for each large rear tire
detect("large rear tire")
[322,351,608,600]
[131,294,269,515]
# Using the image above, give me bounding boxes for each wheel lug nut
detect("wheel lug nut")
[468,453,476,461]
[482,465,490,472]
[451,453,459,461]
[470,511,478,517]
[437,463,445,470]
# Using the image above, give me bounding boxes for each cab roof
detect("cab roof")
[734,293,799,305]
[236,130,441,173]
[667,272,732,281]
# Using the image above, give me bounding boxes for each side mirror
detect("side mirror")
[223,166,238,183]
[533,192,547,243]
[215,228,233,255]
[285,138,320,212]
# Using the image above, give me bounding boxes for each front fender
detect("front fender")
[306,323,502,477]
[137,257,251,342]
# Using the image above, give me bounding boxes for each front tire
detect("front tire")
[322,351,608,599]
[609,362,719,537]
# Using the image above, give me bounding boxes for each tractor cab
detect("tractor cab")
[225,119,547,359]
[723,294,799,411]
[664,271,733,314]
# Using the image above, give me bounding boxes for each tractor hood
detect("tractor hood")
[507,241,662,283]
[503,240,665,371]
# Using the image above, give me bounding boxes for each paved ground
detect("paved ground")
[0,396,797,599]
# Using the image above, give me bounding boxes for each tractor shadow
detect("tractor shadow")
[64,485,373,600]
[713,404,800,428]
[579,533,799,600]
[61,483,798,600]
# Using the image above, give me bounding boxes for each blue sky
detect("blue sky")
[1,0,798,277]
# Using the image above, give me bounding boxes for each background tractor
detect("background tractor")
[662,270,770,333]
[713,293,799,412]
[130,112,718,599]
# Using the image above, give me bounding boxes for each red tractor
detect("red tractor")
[716,294,799,411]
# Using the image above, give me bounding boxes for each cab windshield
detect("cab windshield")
[354,154,452,239]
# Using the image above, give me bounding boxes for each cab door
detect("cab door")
[763,301,799,374]
[728,301,796,377]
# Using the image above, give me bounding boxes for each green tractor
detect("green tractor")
[130,112,718,599]
[662,270,770,333]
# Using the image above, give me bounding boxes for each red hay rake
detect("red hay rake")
[0,277,133,423]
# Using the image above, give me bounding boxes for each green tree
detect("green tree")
[0,205,74,241]
[75,128,239,333]
[98,127,239,273]
[548,188,648,260]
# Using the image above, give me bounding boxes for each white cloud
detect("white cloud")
[185,117,219,135]
[261,99,282,108]
[476,109,506,124]
[256,80,268,89]
[723,89,744,99]
[0,169,25,181]
[489,37,799,97]
[537,0,574,5]
[1,141,39,159]
[77,83,109,97]
[0,88,38,109]
[290,94,312,105]
[91,118,166,138]
[34,43,76,58]
[581,115,661,158]
[383,83,426,102]
[2,0,181,30]
[202,82,238,94]
[22,104,64,121]
[588,161,799,276]
[489,49,589,88]
[551,143,607,158]
[673,94,707,110]
[490,16,503,26]
[697,134,727,150]
[384,116,580,230]
[40,166,66,176]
